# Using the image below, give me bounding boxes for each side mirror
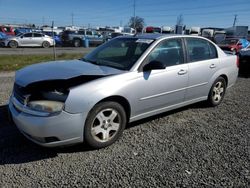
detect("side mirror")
[143,61,166,71]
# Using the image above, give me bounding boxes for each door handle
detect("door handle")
[178,69,187,75]
[210,64,216,69]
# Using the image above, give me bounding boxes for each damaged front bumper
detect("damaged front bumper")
[9,95,87,147]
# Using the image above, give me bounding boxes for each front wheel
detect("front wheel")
[84,102,127,149]
[207,77,226,106]
[9,40,18,48]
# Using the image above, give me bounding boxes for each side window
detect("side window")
[186,38,217,62]
[86,31,92,35]
[23,33,32,37]
[33,33,42,37]
[145,38,184,67]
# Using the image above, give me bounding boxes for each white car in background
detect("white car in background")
[4,32,54,48]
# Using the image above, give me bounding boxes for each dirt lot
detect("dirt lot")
[0,73,249,187]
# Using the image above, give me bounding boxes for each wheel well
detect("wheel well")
[97,96,131,121]
[9,40,17,45]
[219,74,228,86]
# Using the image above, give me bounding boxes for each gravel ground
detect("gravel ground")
[0,73,249,187]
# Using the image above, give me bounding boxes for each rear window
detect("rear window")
[186,38,217,62]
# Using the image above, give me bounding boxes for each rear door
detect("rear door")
[184,37,219,101]
[33,33,43,46]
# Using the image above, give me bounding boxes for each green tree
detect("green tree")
[128,16,145,32]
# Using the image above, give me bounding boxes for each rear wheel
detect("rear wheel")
[9,40,18,48]
[42,41,50,48]
[207,77,226,106]
[84,101,127,149]
[73,39,81,47]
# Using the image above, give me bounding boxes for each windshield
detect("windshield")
[16,33,23,37]
[82,37,154,70]
[220,39,238,45]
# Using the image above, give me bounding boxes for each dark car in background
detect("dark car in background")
[61,29,104,47]
[239,46,250,76]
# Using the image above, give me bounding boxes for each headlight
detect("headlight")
[231,48,234,51]
[28,100,64,113]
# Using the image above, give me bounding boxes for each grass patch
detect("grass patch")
[0,53,86,71]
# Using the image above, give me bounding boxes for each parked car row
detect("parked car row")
[0,29,108,48]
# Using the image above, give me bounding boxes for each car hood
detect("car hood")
[15,59,125,87]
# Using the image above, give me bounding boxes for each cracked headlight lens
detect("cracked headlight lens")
[28,100,64,113]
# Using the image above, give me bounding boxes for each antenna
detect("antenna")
[133,0,136,30]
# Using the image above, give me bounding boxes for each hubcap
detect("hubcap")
[212,81,224,103]
[91,108,120,142]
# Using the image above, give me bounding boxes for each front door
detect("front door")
[132,38,188,117]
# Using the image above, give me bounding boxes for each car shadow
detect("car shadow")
[127,101,207,129]
[0,104,95,165]
[0,100,209,165]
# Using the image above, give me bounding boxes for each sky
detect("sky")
[0,0,250,28]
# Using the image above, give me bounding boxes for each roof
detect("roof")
[122,33,182,40]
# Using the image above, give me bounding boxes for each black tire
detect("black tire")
[84,101,127,149]
[207,77,226,107]
[42,41,50,48]
[73,39,81,47]
[8,40,18,48]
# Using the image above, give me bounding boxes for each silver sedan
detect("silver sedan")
[4,32,54,48]
[9,34,238,149]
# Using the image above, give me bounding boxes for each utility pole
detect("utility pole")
[133,0,136,31]
[51,21,56,61]
[233,14,237,27]
[71,13,74,26]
